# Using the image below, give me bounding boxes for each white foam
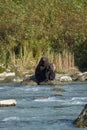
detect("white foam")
[34,97,56,102]
[34,96,87,104]
[25,87,39,91]
[2,116,20,121]
[68,100,83,105]
[17,87,41,92]
[0,87,4,90]
[62,97,87,105]
[19,86,50,92]
[71,97,87,100]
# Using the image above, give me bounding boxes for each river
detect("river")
[0,82,87,130]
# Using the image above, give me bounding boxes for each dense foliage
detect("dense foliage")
[0,0,87,72]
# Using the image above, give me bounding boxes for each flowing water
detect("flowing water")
[0,82,87,130]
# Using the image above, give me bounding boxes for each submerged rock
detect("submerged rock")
[0,99,17,107]
[74,104,87,128]
[39,80,63,85]
[52,88,65,92]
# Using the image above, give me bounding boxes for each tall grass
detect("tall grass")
[0,0,87,72]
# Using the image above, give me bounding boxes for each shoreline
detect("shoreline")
[0,71,87,85]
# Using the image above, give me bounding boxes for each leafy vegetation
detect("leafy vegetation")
[0,0,87,73]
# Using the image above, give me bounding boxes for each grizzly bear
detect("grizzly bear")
[35,57,55,84]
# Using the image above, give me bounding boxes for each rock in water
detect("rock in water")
[0,99,17,107]
[74,104,87,128]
